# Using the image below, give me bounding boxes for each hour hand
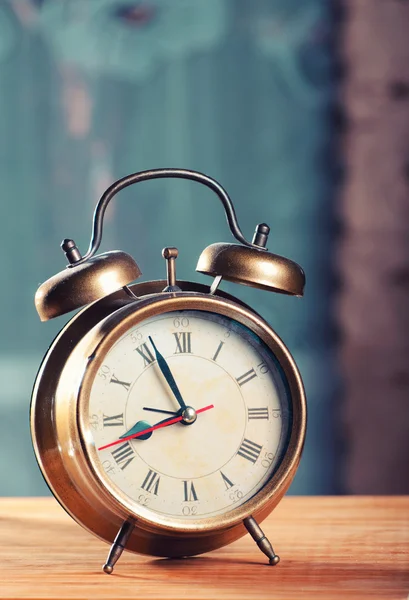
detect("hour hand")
[119,414,182,442]
[148,336,187,410]
[120,420,152,441]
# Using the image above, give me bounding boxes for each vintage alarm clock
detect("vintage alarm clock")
[31,168,306,574]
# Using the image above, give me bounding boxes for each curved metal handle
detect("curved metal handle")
[70,168,255,266]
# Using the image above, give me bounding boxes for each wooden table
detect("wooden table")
[1,497,408,599]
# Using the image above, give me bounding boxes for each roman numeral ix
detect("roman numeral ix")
[103,413,124,427]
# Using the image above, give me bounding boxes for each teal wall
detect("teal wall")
[0,0,337,495]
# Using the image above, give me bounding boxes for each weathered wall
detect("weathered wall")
[339,0,409,493]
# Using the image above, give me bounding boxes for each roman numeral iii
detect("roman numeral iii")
[135,342,155,367]
[248,407,269,420]
[111,442,135,470]
[237,438,262,464]
[174,332,192,354]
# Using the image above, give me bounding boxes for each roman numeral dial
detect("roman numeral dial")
[89,309,290,521]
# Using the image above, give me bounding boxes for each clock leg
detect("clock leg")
[103,520,135,574]
[243,516,280,566]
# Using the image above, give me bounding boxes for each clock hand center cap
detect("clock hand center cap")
[181,406,197,425]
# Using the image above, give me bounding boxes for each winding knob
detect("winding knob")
[162,247,181,293]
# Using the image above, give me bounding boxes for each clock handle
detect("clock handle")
[34,168,304,321]
[66,168,257,267]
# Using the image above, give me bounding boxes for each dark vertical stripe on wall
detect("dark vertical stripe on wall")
[339,0,409,494]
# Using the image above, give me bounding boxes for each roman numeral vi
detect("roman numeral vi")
[183,480,198,502]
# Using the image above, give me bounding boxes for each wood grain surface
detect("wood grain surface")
[0,497,408,599]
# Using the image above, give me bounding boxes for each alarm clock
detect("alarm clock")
[31,168,306,574]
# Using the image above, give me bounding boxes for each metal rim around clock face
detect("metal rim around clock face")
[76,293,306,533]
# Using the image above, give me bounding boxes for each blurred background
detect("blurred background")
[0,0,408,496]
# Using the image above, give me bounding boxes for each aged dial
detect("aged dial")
[85,309,292,520]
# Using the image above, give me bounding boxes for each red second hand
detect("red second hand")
[98,404,214,451]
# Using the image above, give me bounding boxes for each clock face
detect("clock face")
[84,309,292,521]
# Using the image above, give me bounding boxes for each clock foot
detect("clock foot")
[102,520,134,575]
[243,516,280,566]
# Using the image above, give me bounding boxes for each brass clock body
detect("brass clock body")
[31,280,306,559]
[31,168,307,570]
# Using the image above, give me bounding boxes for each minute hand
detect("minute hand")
[148,336,187,410]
